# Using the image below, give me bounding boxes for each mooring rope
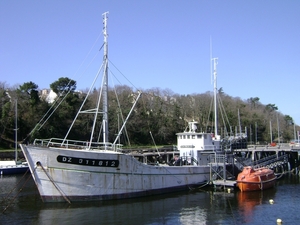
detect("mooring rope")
[198,181,210,189]
[2,167,35,214]
[38,162,71,204]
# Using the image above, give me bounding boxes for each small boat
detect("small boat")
[2,92,28,175]
[0,160,28,175]
[236,166,276,192]
[19,12,224,203]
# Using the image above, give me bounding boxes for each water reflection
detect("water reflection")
[2,174,298,225]
[35,191,212,225]
[237,188,276,224]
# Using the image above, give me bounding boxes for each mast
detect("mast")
[212,58,218,136]
[102,12,109,143]
[270,120,273,143]
[238,108,241,135]
[6,91,18,163]
[15,98,18,163]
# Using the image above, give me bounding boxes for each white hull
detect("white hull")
[20,144,210,202]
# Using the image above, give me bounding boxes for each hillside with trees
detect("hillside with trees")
[0,79,298,149]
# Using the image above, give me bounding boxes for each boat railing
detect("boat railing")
[209,154,226,164]
[0,164,28,169]
[33,138,123,151]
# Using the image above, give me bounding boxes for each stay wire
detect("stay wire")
[22,33,104,143]
[108,59,138,90]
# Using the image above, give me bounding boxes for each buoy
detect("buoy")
[277,218,282,224]
[269,199,274,204]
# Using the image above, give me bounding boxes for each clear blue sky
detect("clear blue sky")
[1,1,300,124]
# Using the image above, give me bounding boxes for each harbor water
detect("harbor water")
[1,173,300,225]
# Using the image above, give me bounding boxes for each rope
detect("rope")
[38,162,71,204]
[22,32,103,143]
[197,181,210,189]
[2,167,33,214]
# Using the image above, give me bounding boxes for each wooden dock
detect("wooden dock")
[212,180,236,187]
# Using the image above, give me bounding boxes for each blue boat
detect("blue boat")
[0,161,28,175]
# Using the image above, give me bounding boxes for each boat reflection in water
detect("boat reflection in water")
[237,189,276,224]
[35,191,210,225]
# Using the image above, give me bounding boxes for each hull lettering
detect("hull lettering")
[57,155,119,167]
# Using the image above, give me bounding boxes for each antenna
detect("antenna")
[212,57,218,136]
[210,36,213,84]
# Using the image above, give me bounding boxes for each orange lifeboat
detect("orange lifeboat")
[236,166,276,192]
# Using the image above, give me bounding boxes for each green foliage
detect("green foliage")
[50,77,76,95]
[0,79,298,148]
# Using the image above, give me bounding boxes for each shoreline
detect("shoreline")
[0,150,25,161]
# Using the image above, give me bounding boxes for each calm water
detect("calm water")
[1,173,299,225]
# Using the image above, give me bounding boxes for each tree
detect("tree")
[247,97,260,109]
[50,77,76,95]
[265,104,278,112]
[18,81,40,105]
[1,78,300,148]
[284,115,294,126]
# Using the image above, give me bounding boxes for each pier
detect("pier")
[209,144,300,189]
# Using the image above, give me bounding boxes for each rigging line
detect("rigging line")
[31,48,103,144]
[38,162,71,204]
[89,64,106,147]
[111,78,131,146]
[22,91,63,141]
[64,61,105,146]
[72,32,103,82]
[37,89,73,131]
[205,94,213,132]
[96,123,103,143]
[217,96,229,136]
[21,91,70,143]
[217,95,232,135]
[112,91,142,147]
[24,36,103,141]
[95,73,105,144]
[149,131,160,156]
[140,91,153,137]
[108,66,141,144]
[75,43,103,85]
[23,77,76,139]
[108,59,139,90]
[139,91,160,145]
[108,68,125,88]
[210,36,213,85]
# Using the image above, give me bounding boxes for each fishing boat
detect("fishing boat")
[20,12,223,203]
[236,166,276,192]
